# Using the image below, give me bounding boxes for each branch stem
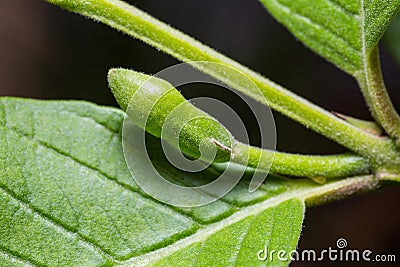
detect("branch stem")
[357,46,400,145]
[47,0,400,165]
[230,142,371,178]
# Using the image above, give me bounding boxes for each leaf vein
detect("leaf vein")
[273,0,361,54]
[327,0,359,16]
[294,27,360,70]
[62,109,122,134]
[0,186,113,262]
[0,246,38,267]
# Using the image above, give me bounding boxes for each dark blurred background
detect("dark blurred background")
[0,1,399,266]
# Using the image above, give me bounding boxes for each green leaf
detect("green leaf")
[259,0,400,75]
[0,97,377,266]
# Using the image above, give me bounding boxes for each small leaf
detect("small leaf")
[0,98,376,266]
[259,0,400,74]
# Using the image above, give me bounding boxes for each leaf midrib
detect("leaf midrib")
[361,0,368,68]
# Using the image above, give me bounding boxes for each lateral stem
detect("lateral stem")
[229,142,371,178]
[357,46,400,146]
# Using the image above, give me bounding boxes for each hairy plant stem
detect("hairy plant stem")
[229,142,371,179]
[356,46,400,147]
[46,0,400,170]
